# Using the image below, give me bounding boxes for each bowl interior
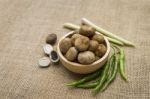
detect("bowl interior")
[57,31,110,67]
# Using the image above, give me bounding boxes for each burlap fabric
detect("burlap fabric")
[0,0,149,99]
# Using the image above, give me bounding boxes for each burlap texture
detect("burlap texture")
[0,0,149,99]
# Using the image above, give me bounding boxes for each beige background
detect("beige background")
[0,0,150,99]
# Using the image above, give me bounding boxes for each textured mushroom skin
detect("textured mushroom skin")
[92,34,105,44]
[59,38,72,54]
[60,28,107,65]
[88,40,99,52]
[74,36,90,51]
[79,25,95,37]
[95,44,107,57]
[78,51,95,64]
[95,56,100,61]
[71,33,83,45]
[65,47,78,61]
[46,33,57,44]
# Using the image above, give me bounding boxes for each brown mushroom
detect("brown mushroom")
[59,38,72,54]
[78,51,95,64]
[92,34,105,44]
[88,40,99,52]
[74,36,90,51]
[95,56,100,61]
[79,25,95,37]
[71,33,83,45]
[65,47,78,61]
[95,44,107,57]
[46,33,57,45]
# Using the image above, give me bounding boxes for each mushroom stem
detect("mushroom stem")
[63,23,124,46]
[81,18,135,47]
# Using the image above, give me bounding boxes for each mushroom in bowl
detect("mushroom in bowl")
[57,30,110,74]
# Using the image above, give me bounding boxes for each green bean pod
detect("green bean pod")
[76,82,98,89]
[66,69,102,86]
[93,60,111,94]
[106,55,115,79]
[101,54,119,91]
[119,49,128,81]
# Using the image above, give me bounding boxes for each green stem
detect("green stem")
[63,23,80,30]
[81,18,135,47]
[106,37,124,46]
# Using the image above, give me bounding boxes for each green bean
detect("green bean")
[112,45,128,81]
[93,51,118,94]
[107,55,115,79]
[76,82,98,89]
[119,48,128,81]
[101,54,119,91]
[66,69,102,86]
[93,59,111,94]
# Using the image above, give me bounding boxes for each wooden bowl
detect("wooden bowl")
[57,31,110,74]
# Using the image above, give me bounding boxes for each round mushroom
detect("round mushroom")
[95,56,100,61]
[59,38,72,54]
[74,36,90,51]
[78,51,95,64]
[79,25,96,37]
[95,44,107,57]
[71,33,83,45]
[46,33,57,45]
[65,47,78,61]
[92,34,105,44]
[88,40,99,52]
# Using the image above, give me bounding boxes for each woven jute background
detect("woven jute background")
[0,0,149,99]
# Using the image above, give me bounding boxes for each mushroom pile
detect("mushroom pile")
[59,25,107,65]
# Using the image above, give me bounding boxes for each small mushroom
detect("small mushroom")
[46,33,57,45]
[92,34,105,44]
[74,36,90,51]
[95,56,100,61]
[71,33,83,45]
[88,40,99,52]
[59,38,72,54]
[79,25,95,37]
[65,47,78,61]
[95,44,107,57]
[78,51,95,64]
